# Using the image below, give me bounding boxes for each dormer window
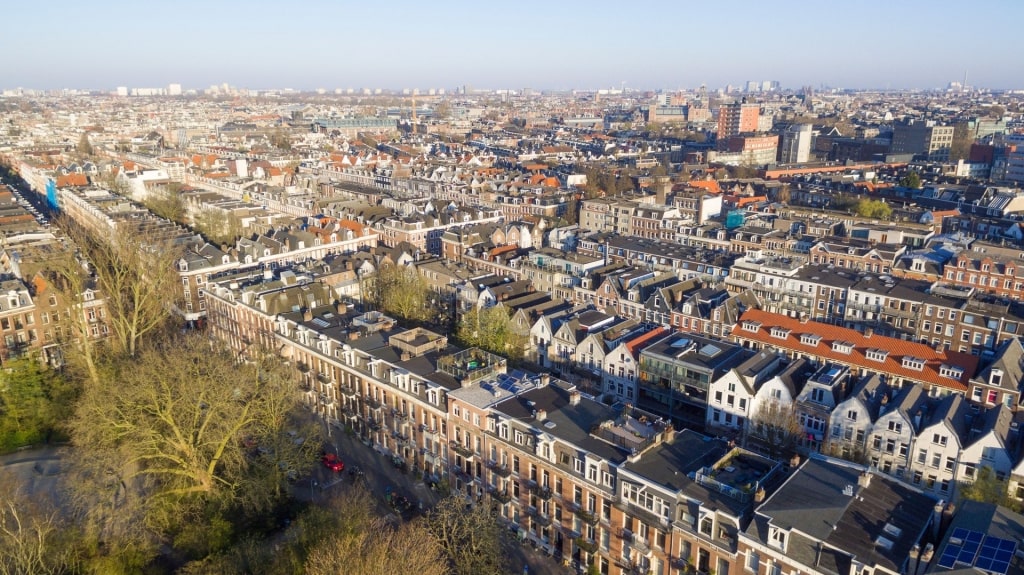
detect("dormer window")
[990,369,1003,387]
[742,321,761,333]
[769,527,788,551]
[939,364,964,380]
[902,356,925,371]
[770,327,791,339]
[832,341,854,355]
[865,349,889,362]
[800,333,822,346]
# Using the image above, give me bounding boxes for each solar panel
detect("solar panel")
[958,530,985,564]
[937,547,960,569]
[975,536,1017,575]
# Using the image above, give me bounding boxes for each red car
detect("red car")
[321,453,344,472]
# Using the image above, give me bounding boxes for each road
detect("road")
[0,446,67,509]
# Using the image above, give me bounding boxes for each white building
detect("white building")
[779,123,813,164]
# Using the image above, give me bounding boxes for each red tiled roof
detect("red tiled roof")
[730,309,978,392]
[686,180,722,194]
[56,173,88,187]
[625,327,669,357]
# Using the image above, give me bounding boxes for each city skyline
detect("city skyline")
[5,0,1024,92]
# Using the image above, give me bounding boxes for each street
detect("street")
[317,427,575,575]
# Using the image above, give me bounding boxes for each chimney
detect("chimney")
[400,351,412,361]
[348,329,360,340]
[302,308,313,322]
[539,373,551,387]
[335,300,346,314]
[789,453,801,468]
[857,471,872,489]
[754,486,766,503]
[263,267,273,281]
[535,409,547,421]
[799,313,809,324]
[864,327,873,338]
[569,390,581,406]
[655,175,671,205]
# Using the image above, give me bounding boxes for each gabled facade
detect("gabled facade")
[908,393,969,497]
[827,374,888,463]
[866,385,927,478]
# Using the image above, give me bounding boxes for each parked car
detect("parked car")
[321,453,344,472]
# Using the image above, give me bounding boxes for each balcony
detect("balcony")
[486,459,512,477]
[490,488,512,504]
[848,301,882,314]
[531,484,553,500]
[450,465,472,481]
[449,441,475,458]
[339,383,358,398]
[364,397,382,410]
[670,557,694,573]
[574,537,599,554]
[392,409,409,422]
[615,558,651,575]
[614,501,670,530]
[576,508,599,525]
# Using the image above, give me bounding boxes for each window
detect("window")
[770,528,786,550]
[987,390,998,404]
[888,421,902,433]
[963,464,976,479]
[865,349,889,362]
[800,333,822,346]
[902,356,925,371]
[932,434,947,446]
[945,457,956,472]
[699,516,713,536]
[917,449,927,464]
[847,410,858,421]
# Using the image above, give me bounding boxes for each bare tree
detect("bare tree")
[747,399,802,459]
[305,518,449,575]
[370,263,431,323]
[63,221,182,357]
[45,233,105,386]
[424,496,507,575]
[70,335,318,512]
[0,474,79,575]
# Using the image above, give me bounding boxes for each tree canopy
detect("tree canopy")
[854,198,893,220]
[747,399,801,459]
[456,305,528,362]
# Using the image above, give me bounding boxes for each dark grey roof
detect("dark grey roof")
[752,457,935,575]
[493,384,626,464]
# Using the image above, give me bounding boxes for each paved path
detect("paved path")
[0,446,68,509]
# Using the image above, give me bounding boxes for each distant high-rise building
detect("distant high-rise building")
[115,86,128,97]
[168,83,182,96]
[717,100,760,141]
[779,123,814,164]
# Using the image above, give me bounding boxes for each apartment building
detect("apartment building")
[637,332,753,430]
[740,457,936,575]
[731,310,979,399]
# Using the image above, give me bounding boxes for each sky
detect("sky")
[4,0,1023,92]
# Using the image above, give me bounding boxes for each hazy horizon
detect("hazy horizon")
[5,0,1023,92]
